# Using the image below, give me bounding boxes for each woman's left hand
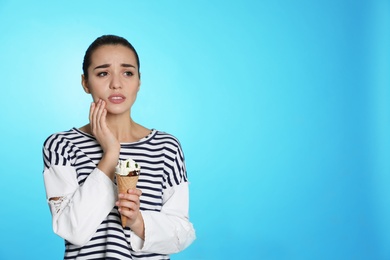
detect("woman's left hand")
[116,189,145,239]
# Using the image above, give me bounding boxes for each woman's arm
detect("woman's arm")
[44,100,121,246]
[127,182,196,254]
[44,164,117,246]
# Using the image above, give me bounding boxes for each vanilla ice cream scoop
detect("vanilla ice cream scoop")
[115,158,141,176]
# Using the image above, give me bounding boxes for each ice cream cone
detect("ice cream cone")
[116,174,139,227]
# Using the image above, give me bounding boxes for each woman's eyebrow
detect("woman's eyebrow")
[121,63,136,68]
[93,63,135,70]
[94,64,110,70]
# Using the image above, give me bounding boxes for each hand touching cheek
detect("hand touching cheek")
[89,99,120,179]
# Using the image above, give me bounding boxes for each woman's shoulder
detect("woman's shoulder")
[43,128,87,149]
[152,129,183,149]
[154,129,179,140]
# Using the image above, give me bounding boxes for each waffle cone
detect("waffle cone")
[116,174,139,227]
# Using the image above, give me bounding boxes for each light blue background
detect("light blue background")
[0,0,389,259]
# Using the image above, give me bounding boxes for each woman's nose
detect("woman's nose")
[109,75,122,89]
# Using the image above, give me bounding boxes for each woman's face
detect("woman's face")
[82,44,141,115]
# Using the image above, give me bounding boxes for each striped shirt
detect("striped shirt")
[42,128,195,259]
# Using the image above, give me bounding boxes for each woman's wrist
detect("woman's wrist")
[129,212,145,240]
[98,151,120,180]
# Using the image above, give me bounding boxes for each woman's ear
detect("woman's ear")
[81,75,90,94]
[138,73,141,91]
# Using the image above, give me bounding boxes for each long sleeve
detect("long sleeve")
[42,129,195,259]
[130,182,196,254]
[43,150,117,246]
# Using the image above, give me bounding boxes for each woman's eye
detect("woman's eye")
[97,72,108,77]
[124,71,134,76]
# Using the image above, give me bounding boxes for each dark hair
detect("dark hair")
[82,35,140,79]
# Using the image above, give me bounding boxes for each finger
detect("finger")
[99,106,108,131]
[118,207,137,220]
[118,193,141,204]
[91,100,100,133]
[92,100,103,132]
[96,100,106,131]
[89,102,95,127]
[117,199,138,210]
[96,99,102,125]
[116,200,139,219]
[126,188,142,196]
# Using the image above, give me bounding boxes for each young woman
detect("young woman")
[42,35,195,259]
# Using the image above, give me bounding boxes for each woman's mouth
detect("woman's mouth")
[108,94,126,104]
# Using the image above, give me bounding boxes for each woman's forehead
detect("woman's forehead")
[91,45,137,66]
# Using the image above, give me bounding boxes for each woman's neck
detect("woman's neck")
[80,113,150,143]
[106,115,136,142]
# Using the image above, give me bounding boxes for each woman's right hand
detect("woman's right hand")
[90,99,120,180]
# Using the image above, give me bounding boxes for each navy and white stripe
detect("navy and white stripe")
[43,128,188,260]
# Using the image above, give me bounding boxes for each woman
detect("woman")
[42,35,195,259]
